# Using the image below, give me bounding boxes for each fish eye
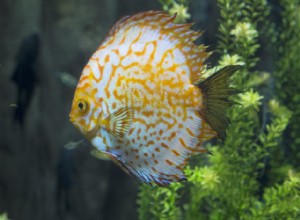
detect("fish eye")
[77,99,88,113]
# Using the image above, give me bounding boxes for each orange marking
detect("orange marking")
[145,123,156,130]
[186,127,197,137]
[79,82,90,90]
[172,149,180,157]
[105,88,111,99]
[133,118,148,125]
[122,62,140,70]
[131,148,139,153]
[149,41,157,61]
[104,65,117,99]
[179,138,200,153]
[131,30,142,45]
[112,102,117,110]
[165,159,173,166]
[128,128,135,135]
[103,136,108,147]
[151,167,158,173]
[79,119,85,127]
[79,75,89,82]
[144,153,148,157]
[161,143,169,149]
[159,130,163,135]
[119,34,126,45]
[104,100,110,116]
[155,147,160,152]
[154,159,158,164]
[146,141,154,147]
[168,132,176,141]
[150,132,157,137]
[161,118,176,130]
[142,110,154,117]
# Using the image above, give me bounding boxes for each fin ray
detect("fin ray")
[101,107,133,138]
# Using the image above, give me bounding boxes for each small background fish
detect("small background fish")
[69,11,239,186]
[11,33,40,127]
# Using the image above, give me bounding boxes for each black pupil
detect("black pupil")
[78,102,84,110]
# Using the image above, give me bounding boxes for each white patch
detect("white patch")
[78,68,90,86]
[103,63,112,82]
[87,120,96,132]
[94,50,107,66]
[176,65,190,78]
[172,48,186,65]
[159,70,172,80]
[119,44,130,56]
[138,28,160,43]
[89,59,101,79]
[162,52,173,69]
[110,51,120,66]
[121,56,134,66]
[145,80,155,91]
[140,43,154,65]
[131,43,144,53]
[161,113,176,125]
[140,146,151,155]
[91,136,105,149]
[155,121,168,132]
[183,46,191,52]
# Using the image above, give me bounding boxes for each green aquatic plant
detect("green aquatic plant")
[273,0,300,167]
[158,0,191,23]
[0,213,9,220]
[137,0,300,219]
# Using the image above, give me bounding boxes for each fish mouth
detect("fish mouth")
[69,117,75,123]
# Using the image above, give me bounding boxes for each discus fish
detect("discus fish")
[69,11,240,186]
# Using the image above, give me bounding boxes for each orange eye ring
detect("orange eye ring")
[77,99,88,114]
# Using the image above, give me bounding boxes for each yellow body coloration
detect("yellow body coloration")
[69,11,240,186]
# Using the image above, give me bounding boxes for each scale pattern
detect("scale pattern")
[70,11,216,185]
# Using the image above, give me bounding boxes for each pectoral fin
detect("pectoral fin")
[100,107,133,138]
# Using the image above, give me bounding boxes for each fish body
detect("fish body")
[11,33,40,126]
[69,11,240,186]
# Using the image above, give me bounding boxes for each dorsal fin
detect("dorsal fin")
[197,65,241,140]
[102,11,210,83]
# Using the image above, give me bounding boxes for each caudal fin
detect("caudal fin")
[197,65,241,140]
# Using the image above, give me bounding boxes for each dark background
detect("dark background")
[0,0,218,219]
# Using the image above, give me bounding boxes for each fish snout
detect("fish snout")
[69,115,75,123]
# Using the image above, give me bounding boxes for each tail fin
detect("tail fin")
[197,65,241,140]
